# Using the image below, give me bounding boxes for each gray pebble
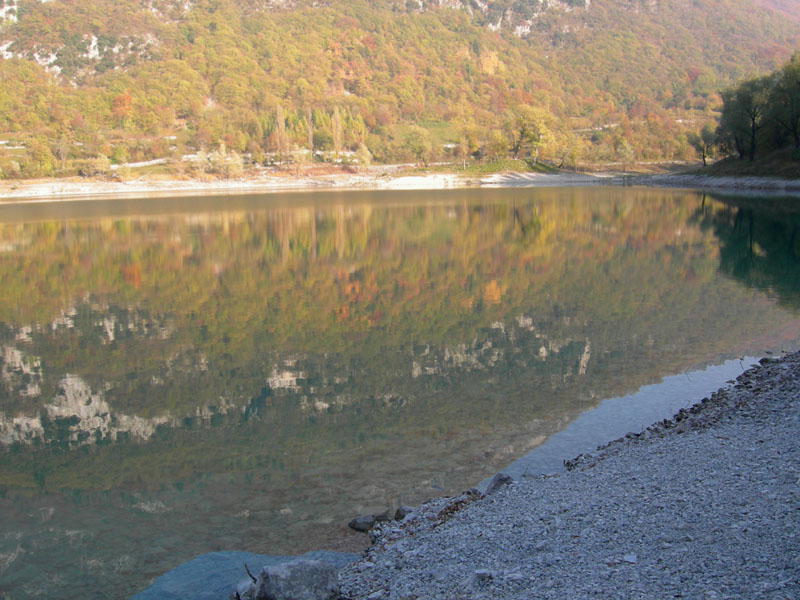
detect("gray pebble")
[623,553,638,564]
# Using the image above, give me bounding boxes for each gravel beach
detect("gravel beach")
[338,352,800,600]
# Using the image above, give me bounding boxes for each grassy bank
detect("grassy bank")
[695,148,800,179]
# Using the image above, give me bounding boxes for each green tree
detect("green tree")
[305,107,314,157]
[455,121,479,169]
[616,137,635,172]
[274,105,288,164]
[484,130,507,161]
[24,138,57,177]
[332,106,343,156]
[355,142,372,169]
[404,126,432,166]
[53,134,74,170]
[293,148,310,176]
[504,105,551,161]
[553,131,587,171]
[718,76,772,161]
[771,52,800,149]
[687,124,716,166]
[110,144,129,165]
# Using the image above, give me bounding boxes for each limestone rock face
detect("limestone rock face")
[253,559,339,600]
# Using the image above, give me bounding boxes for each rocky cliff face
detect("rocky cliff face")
[0,0,795,112]
[406,0,591,36]
[0,0,592,81]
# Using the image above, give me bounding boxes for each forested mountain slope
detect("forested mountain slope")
[0,0,798,175]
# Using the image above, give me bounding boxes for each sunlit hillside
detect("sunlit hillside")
[0,0,798,176]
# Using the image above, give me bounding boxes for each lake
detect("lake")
[1,186,799,598]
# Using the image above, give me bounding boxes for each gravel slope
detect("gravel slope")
[339,353,800,600]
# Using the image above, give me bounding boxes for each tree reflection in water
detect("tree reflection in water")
[0,187,799,598]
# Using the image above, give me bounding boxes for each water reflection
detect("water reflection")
[1,187,799,598]
[692,195,800,311]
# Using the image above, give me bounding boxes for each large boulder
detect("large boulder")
[253,559,339,600]
[131,550,357,600]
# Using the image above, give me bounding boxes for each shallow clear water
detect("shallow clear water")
[1,186,799,598]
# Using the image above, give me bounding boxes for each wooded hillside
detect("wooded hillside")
[0,0,798,176]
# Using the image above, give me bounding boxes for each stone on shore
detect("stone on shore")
[394,506,414,520]
[348,515,377,532]
[248,559,339,600]
[133,550,358,600]
[485,472,512,495]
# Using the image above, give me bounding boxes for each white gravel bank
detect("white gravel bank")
[0,173,472,202]
[2,171,797,204]
[339,353,800,599]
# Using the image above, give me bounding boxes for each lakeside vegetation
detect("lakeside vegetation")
[695,148,800,179]
[686,52,800,177]
[0,0,798,179]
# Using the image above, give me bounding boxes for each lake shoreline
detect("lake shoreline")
[1,170,799,204]
[336,351,800,598]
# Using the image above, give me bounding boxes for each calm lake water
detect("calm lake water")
[1,186,800,598]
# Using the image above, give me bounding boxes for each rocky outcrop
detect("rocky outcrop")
[408,0,592,37]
